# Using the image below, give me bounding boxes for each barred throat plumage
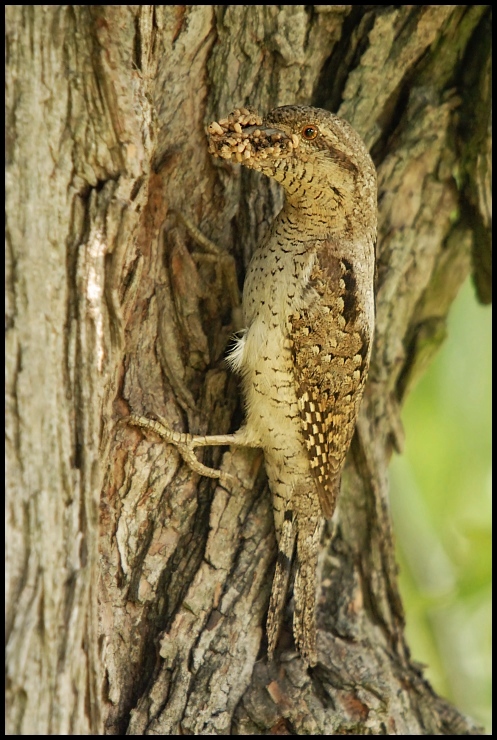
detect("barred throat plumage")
[128,105,377,666]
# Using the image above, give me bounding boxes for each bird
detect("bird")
[128,105,377,666]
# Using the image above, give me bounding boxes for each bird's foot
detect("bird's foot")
[123,414,238,489]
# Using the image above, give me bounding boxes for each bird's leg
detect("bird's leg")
[125,415,258,488]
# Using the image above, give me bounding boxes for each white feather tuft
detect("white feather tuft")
[226,332,247,373]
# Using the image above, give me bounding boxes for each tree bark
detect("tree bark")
[6,5,490,735]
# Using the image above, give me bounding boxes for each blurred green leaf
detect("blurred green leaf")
[389,278,491,733]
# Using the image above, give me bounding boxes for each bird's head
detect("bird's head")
[207,105,376,240]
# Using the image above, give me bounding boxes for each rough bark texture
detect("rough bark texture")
[5,5,490,735]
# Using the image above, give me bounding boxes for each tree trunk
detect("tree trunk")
[6,5,490,735]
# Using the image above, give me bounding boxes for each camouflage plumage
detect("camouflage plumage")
[209,105,376,665]
[129,105,376,666]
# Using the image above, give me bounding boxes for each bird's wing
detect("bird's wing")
[290,242,372,519]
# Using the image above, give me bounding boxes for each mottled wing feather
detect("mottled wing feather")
[290,243,372,518]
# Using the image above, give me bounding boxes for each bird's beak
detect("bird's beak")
[207,112,298,167]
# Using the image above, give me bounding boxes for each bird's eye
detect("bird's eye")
[301,125,318,140]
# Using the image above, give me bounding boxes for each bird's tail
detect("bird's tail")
[293,516,321,666]
[267,510,296,661]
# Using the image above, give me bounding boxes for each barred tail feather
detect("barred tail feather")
[293,517,321,666]
[267,510,296,660]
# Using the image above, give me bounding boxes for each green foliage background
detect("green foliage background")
[389,278,491,733]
